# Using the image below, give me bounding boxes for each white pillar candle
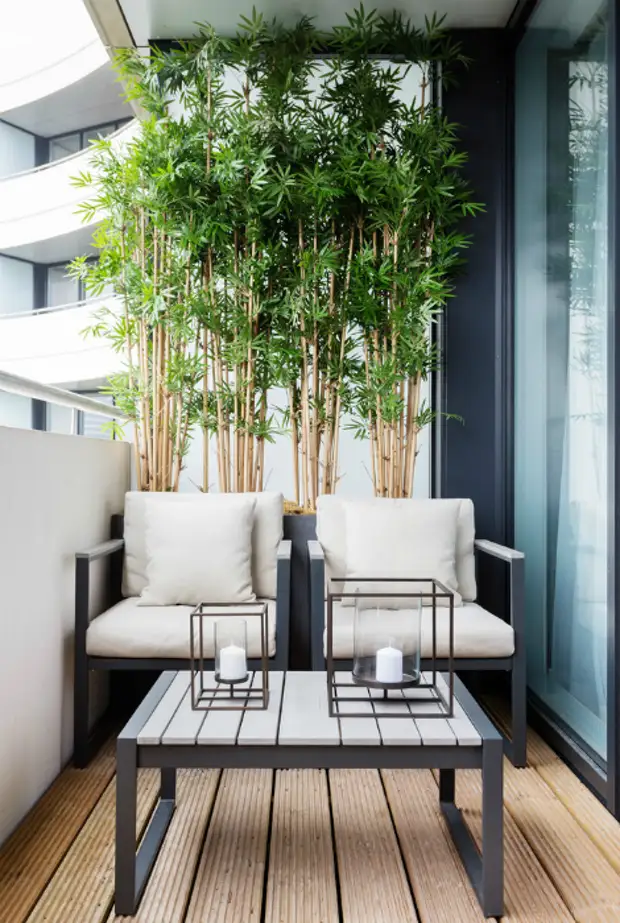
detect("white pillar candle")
[375,645,403,684]
[219,643,247,682]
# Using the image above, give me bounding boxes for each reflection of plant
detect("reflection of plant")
[568,57,607,390]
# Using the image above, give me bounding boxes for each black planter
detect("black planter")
[283,513,317,669]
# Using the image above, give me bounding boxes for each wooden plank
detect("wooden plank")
[485,694,620,877]
[330,769,418,923]
[334,672,381,746]
[109,770,220,923]
[414,716,456,746]
[196,674,254,746]
[161,685,207,745]
[536,758,620,877]
[0,739,115,923]
[26,769,159,923]
[278,672,340,746]
[449,768,574,922]
[184,769,272,923]
[264,770,339,923]
[382,770,485,923]
[371,689,421,746]
[138,673,190,745]
[434,673,481,746]
[237,672,284,745]
[501,764,620,920]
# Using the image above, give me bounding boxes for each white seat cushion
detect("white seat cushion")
[317,496,477,602]
[323,601,514,659]
[122,491,283,600]
[87,597,277,659]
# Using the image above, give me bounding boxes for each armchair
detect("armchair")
[308,496,526,767]
[74,492,291,768]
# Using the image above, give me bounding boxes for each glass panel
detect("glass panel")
[80,392,114,440]
[47,265,79,308]
[515,0,609,759]
[49,133,80,161]
[48,404,74,435]
[0,393,31,429]
[84,124,115,145]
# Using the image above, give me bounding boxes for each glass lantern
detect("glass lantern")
[214,617,248,685]
[352,592,422,689]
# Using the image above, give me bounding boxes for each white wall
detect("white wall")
[0,255,33,316]
[178,378,431,499]
[0,427,130,844]
[0,121,35,180]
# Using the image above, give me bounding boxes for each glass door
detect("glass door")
[514,0,609,761]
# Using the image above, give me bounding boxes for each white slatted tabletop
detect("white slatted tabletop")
[135,671,481,749]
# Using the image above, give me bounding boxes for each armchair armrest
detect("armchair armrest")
[274,540,292,668]
[474,539,524,562]
[308,541,326,669]
[308,540,325,562]
[474,538,525,636]
[75,537,125,640]
[76,538,125,562]
[277,539,292,561]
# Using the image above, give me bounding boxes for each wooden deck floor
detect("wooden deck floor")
[2,705,620,923]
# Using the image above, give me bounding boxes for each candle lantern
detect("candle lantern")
[326,578,455,719]
[352,594,421,689]
[190,602,269,710]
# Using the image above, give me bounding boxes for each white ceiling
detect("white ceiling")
[3,63,132,137]
[116,0,517,46]
[1,225,96,264]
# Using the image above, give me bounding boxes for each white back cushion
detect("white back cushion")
[122,490,283,599]
[316,496,476,601]
[342,501,461,607]
[139,496,256,606]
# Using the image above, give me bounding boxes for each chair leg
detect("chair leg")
[73,653,90,769]
[510,658,527,768]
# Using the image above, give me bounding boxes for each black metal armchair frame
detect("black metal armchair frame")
[308,537,526,767]
[74,514,292,768]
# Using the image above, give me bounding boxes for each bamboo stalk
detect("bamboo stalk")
[202,327,209,492]
[289,388,300,506]
[298,219,310,509]
[331,224,355,495]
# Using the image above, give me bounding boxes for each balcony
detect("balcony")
[0,297,122,387]
[0,120,138,263]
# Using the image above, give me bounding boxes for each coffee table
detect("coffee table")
[115,670,503,918]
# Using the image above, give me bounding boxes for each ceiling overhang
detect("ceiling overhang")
[84,0,517,50]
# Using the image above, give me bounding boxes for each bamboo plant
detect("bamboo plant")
[71,115,204,491]
[324,9,482,497]
[73,7,479,501]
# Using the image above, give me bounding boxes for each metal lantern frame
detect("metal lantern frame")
[190,602,270,710]
[326,577,454,719]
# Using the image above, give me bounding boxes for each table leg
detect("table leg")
[115,737,138,915]
[440,744,504,918]
[481,738,504,917]
[439,768,455,804]
[115,753,177,917]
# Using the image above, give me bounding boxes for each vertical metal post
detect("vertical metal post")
[481,737,504,917]
[115,736,138,915]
